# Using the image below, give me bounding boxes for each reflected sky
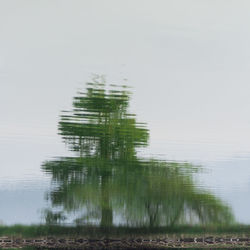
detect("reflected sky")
[1,1,250,145]
[1,1,250,226]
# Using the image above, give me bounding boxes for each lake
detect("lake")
[2,0,250,235]
[1,82,250,230]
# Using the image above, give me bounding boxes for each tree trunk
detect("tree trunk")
[100,177,113,227]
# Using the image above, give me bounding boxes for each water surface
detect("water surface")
[1,82,249,230]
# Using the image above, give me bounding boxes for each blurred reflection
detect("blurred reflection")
[43,157,233,227]
[42,77,234,227]
[58,79,148,160]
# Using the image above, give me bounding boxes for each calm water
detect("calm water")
[1,82,250,228]
[2,2,250,236]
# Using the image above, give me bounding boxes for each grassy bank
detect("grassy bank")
[1,224,250,238]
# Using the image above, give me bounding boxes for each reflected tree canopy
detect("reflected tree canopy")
[42,77,234,228]
[58,79,148,160]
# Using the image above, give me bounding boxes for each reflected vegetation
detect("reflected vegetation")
[42,77,234,229]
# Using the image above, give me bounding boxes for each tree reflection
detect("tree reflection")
[42,77,234,228]
[59,78,148,160]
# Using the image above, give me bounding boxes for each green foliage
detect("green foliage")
[42,157,234,227]
[41,77,234,229]
[59,78,149,159]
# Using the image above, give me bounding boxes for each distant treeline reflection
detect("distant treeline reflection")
[42,77,234,228]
